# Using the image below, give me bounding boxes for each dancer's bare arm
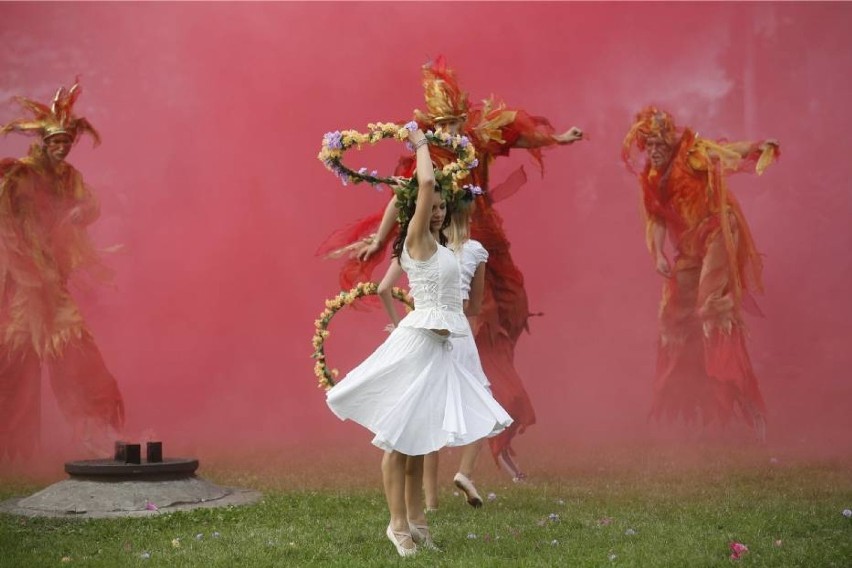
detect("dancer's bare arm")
[378,259,405,327]
[405,129,437,261]
[356,194,399,261]
[465,263,486,317]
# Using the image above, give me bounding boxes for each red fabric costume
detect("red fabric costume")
[0,83,124,459]
[623,107,778,434]
[318,57,577,464]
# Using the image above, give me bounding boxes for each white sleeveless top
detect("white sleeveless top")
[457,239,488,300]
[398,240,469,337]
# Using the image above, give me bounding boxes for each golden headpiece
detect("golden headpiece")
[413,56,470,126]
[1,79,100,146]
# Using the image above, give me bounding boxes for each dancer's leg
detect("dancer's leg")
[382,451,415,555]
[423,451,439,510]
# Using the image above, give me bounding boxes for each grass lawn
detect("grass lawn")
[1,443,850,567]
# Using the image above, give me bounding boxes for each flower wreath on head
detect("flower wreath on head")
[318,121,478,222]
[311,282,414,391]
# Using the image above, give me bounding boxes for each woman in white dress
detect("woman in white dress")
[422,193,491,510]
[377,191,491,512]
[326,128,512,557]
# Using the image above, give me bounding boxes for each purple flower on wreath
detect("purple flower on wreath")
[324,131,343,150]
[459,136,470,148]
[468,158,479,169]
[358,167,368,175]
[405,141,414,151]
[404,121,418,132]
[464,184,483,196]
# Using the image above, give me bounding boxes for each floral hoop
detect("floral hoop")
[317,121,477,193]
[312,281,414,391]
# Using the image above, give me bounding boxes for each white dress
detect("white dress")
[326,240,512,456]
[453,240,490,387]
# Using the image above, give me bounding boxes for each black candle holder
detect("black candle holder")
[125,444,142,465]
[114,441,127,462]
[146,441,163,463]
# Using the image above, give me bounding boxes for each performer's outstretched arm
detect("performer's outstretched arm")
[514,126,584,148]
[717,138,779,160]
[697,137,780,175]
[357,195,398,261]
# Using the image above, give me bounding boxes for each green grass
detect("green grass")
[1,444,850,567]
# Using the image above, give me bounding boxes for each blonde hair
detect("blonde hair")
[447,199,475,253]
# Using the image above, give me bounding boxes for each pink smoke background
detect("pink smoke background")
[1,3,850,466]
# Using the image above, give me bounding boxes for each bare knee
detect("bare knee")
[405,454,424,475]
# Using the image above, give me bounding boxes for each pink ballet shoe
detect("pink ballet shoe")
[453,472,483,508]
[409,522,440,551]
[386,524,416,557]
[496,450,527,482]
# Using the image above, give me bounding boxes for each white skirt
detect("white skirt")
[326,326,512,455]
[452,333,490,388]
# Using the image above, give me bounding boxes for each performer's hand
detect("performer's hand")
[67,206,84,224]
[356,239,381,261]
[556,127,584,144]
[388,175,408,189]
[655,254,672,278]
[759,139,780,153]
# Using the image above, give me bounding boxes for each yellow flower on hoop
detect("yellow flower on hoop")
[311,282,414,391]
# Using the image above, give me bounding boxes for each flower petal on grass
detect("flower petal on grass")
[729,541,749,560]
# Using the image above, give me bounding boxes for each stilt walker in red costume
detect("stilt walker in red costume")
[0,81,125,459]
[622,107,779,441]
[317,56,583,481]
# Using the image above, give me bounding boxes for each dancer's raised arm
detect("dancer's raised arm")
[404,129,437,261]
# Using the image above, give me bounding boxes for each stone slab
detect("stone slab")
[0,476,262,519]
